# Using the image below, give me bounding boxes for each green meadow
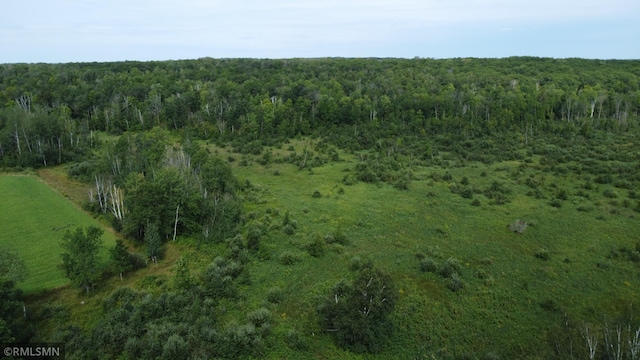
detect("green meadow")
[211,137,640,357]
[0,175,117,293]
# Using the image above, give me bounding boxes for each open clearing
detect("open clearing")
[0,175,117,293]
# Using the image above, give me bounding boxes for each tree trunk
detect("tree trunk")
[173,205,180,241]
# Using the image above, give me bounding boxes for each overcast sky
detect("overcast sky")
[1,0,638,63]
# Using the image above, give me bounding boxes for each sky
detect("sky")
[1,0,639,63]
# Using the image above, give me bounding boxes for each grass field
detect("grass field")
[0,175,117,294]
[19,136,640,358]
[216,138,640,358]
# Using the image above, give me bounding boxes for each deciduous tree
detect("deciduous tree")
[60,226,104,292]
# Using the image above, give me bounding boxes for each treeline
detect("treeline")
[1,57,640,167]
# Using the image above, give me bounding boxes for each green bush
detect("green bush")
[447,273,465,292]
[439,258,462,278]
[285,329,308,350]
[266,287,284,304]
[509,219,528,234]
[550,198,562,208]
[279,252,301,265]
[318,266,397,353]
[312,190,322,198]
[420,258,438,273]
[535,248,550,260]
[305,234,326,257]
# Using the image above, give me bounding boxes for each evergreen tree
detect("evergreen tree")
[110,239,132,280]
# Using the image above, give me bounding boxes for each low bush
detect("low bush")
[509,219,528,234]
[447,273,465,292]
[279,252,301,265]
[535,248,550,260]
[420,258,438,273]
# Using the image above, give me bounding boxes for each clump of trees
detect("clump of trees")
[0,249,29,343]
[59,226,104,292]
[318,263,397,353]
[84,136,242,251]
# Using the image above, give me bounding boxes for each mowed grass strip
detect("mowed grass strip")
[0,175,116,294]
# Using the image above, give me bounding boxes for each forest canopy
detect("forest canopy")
[1,57,638,169]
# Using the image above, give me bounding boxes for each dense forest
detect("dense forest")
[1,57,640,359]
[1,57,639,168]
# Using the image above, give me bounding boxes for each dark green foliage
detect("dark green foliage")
[0,247,28,283]
[59,226,104,291]
[535,248,550,260]
[555,188,569,201]
[6,56,640,360]
[145,223,163,263]
[484,181,512,204]
[447,273,465,292]
[354,155,413,189]
[279,251,301,265]
[327,224,349,245]
[245,221,265,252]
[549,198,563,208]
[603,188,619,198]
[201,257,244,300]
[319,265,397,353]
[312,189,322,198]
[305,234,326,257]
[439,258,462,278]
[420,258,438,273]
[173,256,193,290]
[266,287,284,304]
[285,329,308,350]
[0,280,25,343]
[110,239,133,280]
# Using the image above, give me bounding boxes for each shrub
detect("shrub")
[283,223,296,235]
[286,329,308,350]
[247,307,271,328]
[266,287,284,304]
[305,234,326,257]
[471,198,481,206]
[439,258,462,278]
[460,187,474,199]
[509,219,528,234]
[460,176,469,185]
[312,190,322,198]
[535,248,550,260]
[484,181,512,204]
[549,199,562,208]
[474,269,489,279]
[420,258,438,273]
[555,188,569,200]
[603,188,619,198]
[279,252,301,265]
[447,273,465,292]
[342,174,358,186]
